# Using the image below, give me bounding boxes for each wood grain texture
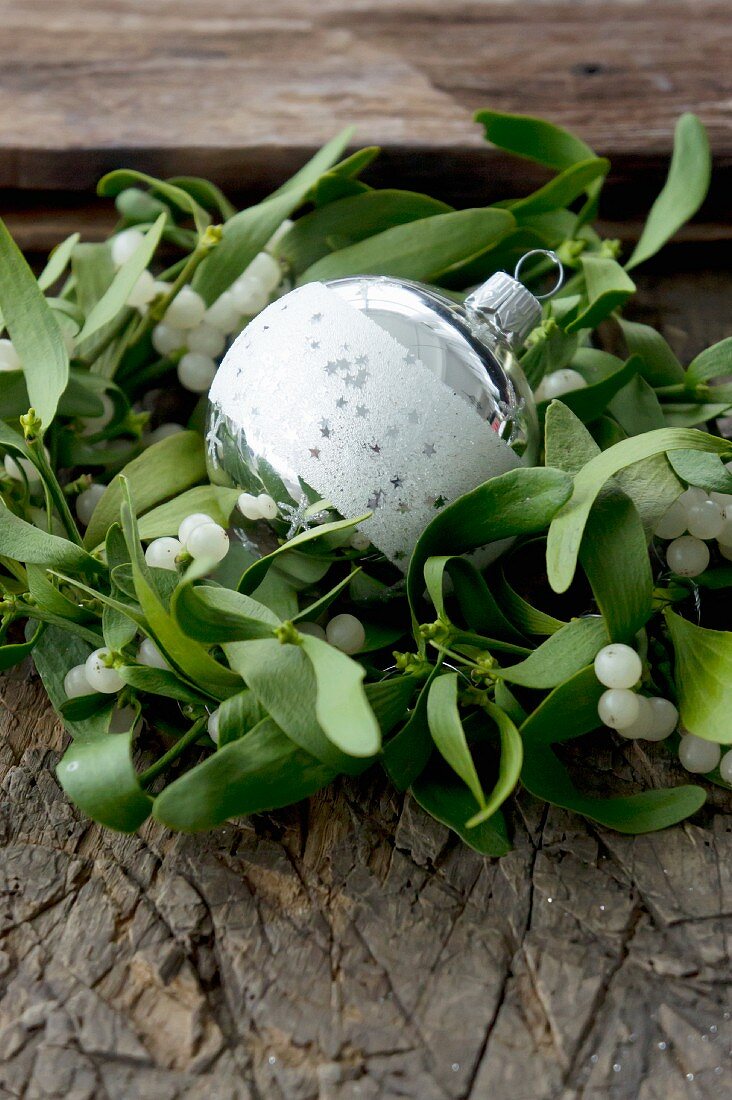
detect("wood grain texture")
[0,0,731,209]
[1,269,731,1100]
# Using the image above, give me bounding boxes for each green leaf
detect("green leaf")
[521,741,705,833]
[520,665,606,744]
[217,689,267,746]
[0,217,69,432]
[223,638,365,774]
[423,555,526,643]
[173,582,278,643]
[166,175,236,220]
[662,403,732,428]
[546,429,731,593]
[382,665,442,790]
[26,563,94,623]
[508,158,609,218]
[619,318,684,385]
[152,717,335,832]
[498,564,566,636]
[137,485,240,541]
[238,514,366,595]
[665,610,732,743]
[84,430,207,549]
[300,208,515,284]
[97,170,211,235]
[0,502,103,576]
[565,255,636,333]
[38,232,80,291]
[427,673,485,811]
[76,214,166,344]
[579,493,654,641]
[102,599,137,651]
[300,635,381,757]
[626,114,711,271]
[120,484,242,701]
[365,676,417,738]
[685,337,732,387]
[118,664,210,703]
[608,374,666,436]
[667,450,732,494]
[539,356,640,423]
[498,617,608,689]
[411,774,510,857]
[0,621,44,671]
[408,466,573,615]
[465,701,523,828]
[476,108,596,171]
[57,732,152,832]
[475,107,602,221]
[279,189,451,274]
[193,129,353,303]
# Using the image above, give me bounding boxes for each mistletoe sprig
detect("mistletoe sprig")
[0,109,731,852]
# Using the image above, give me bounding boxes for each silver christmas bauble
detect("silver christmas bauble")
[206,270,545,570]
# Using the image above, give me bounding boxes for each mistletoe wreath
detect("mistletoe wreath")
[0,109,730,853]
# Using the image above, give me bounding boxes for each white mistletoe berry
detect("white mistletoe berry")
[594,643,642,690]
[85,648,124,694]
[326,614,366,654]
[145,536,182,570]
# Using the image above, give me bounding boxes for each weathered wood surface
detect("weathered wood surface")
[1,0,731,213]
[1,271,731,1098]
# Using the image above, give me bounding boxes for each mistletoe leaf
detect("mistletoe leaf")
[423,555,526,643]
[301,208,516,284]
[409,466,573,615]
[137,486,240,541]
[76,214,166,344]
[281,189,451,274]
[427,673,486,811]
[626,113,711,271]
[382,665,442,790]
[665,610,732,743]
[0,218,68,432]
[685,337,732,387]
[520,666,605,744]
[300,635,381,757]
[38,232,81,291]
[0,503,103,576]
[497,618,608,689]
[412,774,511,857]
[194,128,353,303]
[465,701,523,828]
[619,318,684,385]
[84,431,207,549]
[565,255,636,333]
[152,718,335,832]
[521,742,705,833]
[223,638,367,775]
[546,429,731,593]
[57,732,152,833]
[172,583,278,644]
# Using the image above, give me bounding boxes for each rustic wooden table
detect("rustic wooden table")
[1,3,731,1098]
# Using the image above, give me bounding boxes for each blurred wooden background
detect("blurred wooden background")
[0,0,730,252]
[1,4,731,1100]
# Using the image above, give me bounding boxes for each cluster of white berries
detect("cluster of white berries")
[594,642,731,779]
[145,511,230,570]
[237,491,279,522]
[654,482,732,577]
[595,643,677,741]
[149,251,284,395]
[534,368,588,402]
[63,638,171,733]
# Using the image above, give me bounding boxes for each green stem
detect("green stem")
[128,226,222,348]
[25,430,84,547]
[139,715,208,788]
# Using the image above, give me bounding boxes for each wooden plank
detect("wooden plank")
[0,0,730,207]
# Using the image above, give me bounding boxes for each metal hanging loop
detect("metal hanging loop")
[513,249,564,300]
